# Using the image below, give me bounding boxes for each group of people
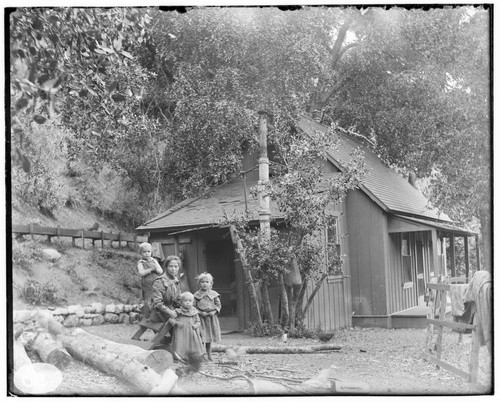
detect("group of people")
[136,242,221,361]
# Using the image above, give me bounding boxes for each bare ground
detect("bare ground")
[43,323,492,396]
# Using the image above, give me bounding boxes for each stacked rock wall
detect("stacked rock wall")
[13,303,144,327]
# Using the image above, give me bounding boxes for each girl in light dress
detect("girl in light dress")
[194,272,221,361]
[168,292,206,361]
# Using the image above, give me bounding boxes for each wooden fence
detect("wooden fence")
[422,280,480,383]
[12,223,149,250]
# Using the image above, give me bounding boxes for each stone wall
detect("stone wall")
[13,303,144,327]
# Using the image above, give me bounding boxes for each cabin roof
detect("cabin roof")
[298,116,452,222]
[138,116,455,232]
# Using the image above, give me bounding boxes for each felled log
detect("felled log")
[38,313,176,394]
[36,310,173,374]
[68,328,173,374]
[212,344,341,354]
[32,332,72,370]
[13,339,32,372]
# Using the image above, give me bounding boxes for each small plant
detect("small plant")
[12,239,43,270]
[22,279,60,305]
[246,321,284,337]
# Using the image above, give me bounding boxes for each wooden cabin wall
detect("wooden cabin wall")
[302,198,352,331]
[345,190,389,316]
[387,231,433,313]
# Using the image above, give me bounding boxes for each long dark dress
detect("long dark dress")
[150,274,181,323]
[194,290,221,343]
[169,306,205,360]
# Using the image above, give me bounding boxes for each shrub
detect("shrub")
[246,321,284,337]
[12,119,70,216]
[22,279,60,305]
[12,239,43,270]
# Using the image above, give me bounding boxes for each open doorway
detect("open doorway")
[205,238,238,332]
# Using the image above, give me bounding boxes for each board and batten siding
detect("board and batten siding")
[303,200,352,331]
[346,190,390,316]
[387,231,433,314]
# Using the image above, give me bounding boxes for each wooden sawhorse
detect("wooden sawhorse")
[131,319,172,350]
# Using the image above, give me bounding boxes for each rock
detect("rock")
[52,308,69,316]
[115,304,125,314]
[91,303,105,315]
[92,315,105,326]
[13,310,37,323]
[75,306,86,318]
[123,304,132,313]
[63,315,79,328]
[84,306,94,314]
[42,249,62,262]
[79,318,93,327]
[105,304,117,314]
[104,313,119,324]
[129,312,140,323]
[118,313,130,324]
[67,305,79,314]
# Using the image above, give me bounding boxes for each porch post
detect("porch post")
[449,235,456,277]
[257,110,271,240]
[431,229,441,276]
[475,235,481,271]
[464,236,470,281]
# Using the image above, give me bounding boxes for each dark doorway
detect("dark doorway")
[205,238,237,325]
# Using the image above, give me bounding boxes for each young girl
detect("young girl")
[194,272,221,361]
[137,242,163,319]
[168,292,205,361]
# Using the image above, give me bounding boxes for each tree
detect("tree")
[226,124,366,330]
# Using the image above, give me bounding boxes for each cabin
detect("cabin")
[136,115,477,331]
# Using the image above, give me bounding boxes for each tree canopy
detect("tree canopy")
[9,6,491,265]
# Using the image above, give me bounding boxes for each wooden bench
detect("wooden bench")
[131,319,172,350]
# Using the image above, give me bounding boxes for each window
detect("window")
[326,218,343,278]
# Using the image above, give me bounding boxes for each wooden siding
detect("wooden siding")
[346,189,389,316]
[387,231,434,314]
[303,276,350,331]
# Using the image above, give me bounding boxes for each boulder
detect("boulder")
[92,315,105,326]
[79,318,93,327]
[104,313,119,324]
[63,315,79,328]
[91,303,105,315]
[118,313,130,325]
[42,249,62,262]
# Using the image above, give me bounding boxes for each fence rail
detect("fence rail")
[12,223,148,250]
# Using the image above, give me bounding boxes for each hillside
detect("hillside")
[10,203,144,311]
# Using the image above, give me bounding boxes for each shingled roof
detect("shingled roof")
[137,115,453,232]
[298,115,452,222]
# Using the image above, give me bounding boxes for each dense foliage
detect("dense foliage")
[9,6,490,261]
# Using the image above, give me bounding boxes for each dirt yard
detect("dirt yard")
[39,323,491,396]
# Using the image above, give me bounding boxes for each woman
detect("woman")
[150,255,182,323]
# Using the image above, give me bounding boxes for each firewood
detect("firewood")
[32,332,72,370]
[211,344,341,354]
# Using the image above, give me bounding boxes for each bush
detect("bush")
[12,239,43,270]
[246,321,284,337]
[22,279,60,305]
[12,119,70,216]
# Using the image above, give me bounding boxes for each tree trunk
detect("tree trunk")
[32,332,72,370]
[229,225,263,325]
[13,339,32,372]
[212,344,341,354]
[298,272,328,325]
[278,274,289,328]
[260,283,274,323]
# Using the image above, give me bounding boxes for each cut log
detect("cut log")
[37,311,173,375]
[13,339,32,372]
[69,328,173,374]
[32,332,72,370]
[212,344,342,354]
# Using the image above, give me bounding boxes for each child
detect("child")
[137,242,163,320]
[168,292,205,361]
[194,272,221,361]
